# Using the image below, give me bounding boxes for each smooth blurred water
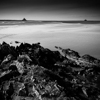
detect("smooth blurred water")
[0,23,100,59]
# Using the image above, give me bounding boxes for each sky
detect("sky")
[0,0,100,20]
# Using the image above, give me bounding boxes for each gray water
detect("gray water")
[0,22,100,59]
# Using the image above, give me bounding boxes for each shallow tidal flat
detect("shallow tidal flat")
[0,22,100,58]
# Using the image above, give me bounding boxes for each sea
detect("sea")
[0,20,100,59]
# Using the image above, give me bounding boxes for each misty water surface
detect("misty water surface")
[0,23,100,58]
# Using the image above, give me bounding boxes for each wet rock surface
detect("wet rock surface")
[0,42,100,100]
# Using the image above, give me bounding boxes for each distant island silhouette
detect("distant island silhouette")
[22,18,27,21]
[84,19,87,21]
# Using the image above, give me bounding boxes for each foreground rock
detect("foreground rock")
[0,42,100,100]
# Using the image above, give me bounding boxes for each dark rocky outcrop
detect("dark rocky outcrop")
[0,42,100,100]
[62,48,80,58]
[82,54,100,64]
[22,18,27,21]
[84,19,87,21]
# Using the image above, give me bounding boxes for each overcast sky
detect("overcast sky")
[0,0,100,20]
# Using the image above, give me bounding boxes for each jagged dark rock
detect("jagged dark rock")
[55,46,80,58]
[0,42,100,100]
[62,48,80,58]
[15,41,20,44]
[82,54,100,64]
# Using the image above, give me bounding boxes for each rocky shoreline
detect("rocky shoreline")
[0,41,100,100]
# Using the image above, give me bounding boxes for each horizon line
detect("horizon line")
[0,19,100,21]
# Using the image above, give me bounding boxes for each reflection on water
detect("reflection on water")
[0,23,100,58]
